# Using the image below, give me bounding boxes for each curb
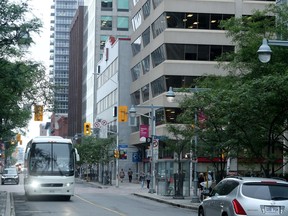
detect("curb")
[132,193,199,210]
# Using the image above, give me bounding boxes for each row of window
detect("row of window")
[97,90,117,115]
[131,75,199,105]
[97,58,118,87]
[132,0,163,31]
[131,43,234,82]
[132,12,234,57]
[100,16,129,31]
[101,0,129,11]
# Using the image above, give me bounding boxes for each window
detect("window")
[142,27,150,47]
[131,36,142,56]
[151,45,166,68]
[151,76,165,97]
[141,55,150,74]
[131,63,142,81]
[131,90,140,105]
[142,0,151,20]
[101,0,112,11]
[100,35,108,50]
[101,16,112,30]
[118,0,129,11]
[152,13,166,38]
[117,16,129,31]
[152,0,163,9]
[141,84,149,102]
[132,10,142,31]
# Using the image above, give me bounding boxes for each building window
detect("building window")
[100,35,108,50]
[101,0,112,11]
[132,10,142,31]
[152,0,163,9]
[142,27,150,47]
[131,90,140,105]
[117,16,129,31]
[131,63,141,81]
[151,13,166,38]
[141,55,150,75]
[101,16,112,30]
[141,84,149,102]
[151,44,166,68]
[151,76,165,98]
[118,0,129,11]
[142,0,151,20]
[131,36,142,56]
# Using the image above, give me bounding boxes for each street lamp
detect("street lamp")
[257,38,288,63]
[166,86,209,203]
[129,104,162,193]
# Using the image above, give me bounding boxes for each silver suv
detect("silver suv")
[1,167,19,185]
[198,176,288,216]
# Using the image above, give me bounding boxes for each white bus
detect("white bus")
[24,136,80,201]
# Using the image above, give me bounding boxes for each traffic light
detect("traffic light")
[84,122,91,136]
[118,106,128,122]
[34,105,43,121]
[114,149,119,158]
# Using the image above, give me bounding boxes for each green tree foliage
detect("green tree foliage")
[75,136,116,167]
[173,4,288,178]
[0,0,53,152]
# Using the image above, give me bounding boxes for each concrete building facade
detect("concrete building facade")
[129,0,272,195]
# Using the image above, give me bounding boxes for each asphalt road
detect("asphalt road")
[8,177,198,216]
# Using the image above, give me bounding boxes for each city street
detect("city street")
[2,174,199,216]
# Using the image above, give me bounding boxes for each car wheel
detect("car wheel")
[198,208,205,216]
[1,181,4,185]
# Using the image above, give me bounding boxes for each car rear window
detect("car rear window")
[242,182,288,200]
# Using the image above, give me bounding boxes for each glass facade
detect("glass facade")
[52,0,79,114]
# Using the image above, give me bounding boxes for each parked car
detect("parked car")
[198,176,288,216]
[1,167,19,185]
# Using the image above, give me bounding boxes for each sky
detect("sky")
[24,0,52,141]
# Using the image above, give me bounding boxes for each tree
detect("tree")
[0,0,53,144]
[166,124,191,198]
[174,4,288,178]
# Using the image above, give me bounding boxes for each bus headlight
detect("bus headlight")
[31,181,40,188]
[65,182,73,187]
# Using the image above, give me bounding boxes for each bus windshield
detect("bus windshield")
[29,142,74,176]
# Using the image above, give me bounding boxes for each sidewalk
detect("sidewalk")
[77,178,200,210]
[0,191,13,216]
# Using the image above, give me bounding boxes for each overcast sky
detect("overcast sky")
[25,0,52,139]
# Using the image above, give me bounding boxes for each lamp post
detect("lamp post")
[257,38,288,63]
[166,86,209,203]
[129,104,162,193]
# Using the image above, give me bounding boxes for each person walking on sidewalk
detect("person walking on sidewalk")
[128,168,133,183]
[119,169,125,182]
[146,172,151,189]
[139,172,145,189]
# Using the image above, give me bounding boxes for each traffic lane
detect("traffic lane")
[77,191,197,216]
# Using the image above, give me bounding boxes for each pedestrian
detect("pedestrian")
[119,169,125,182]
[146,172,151,189]
[139,172,145,189]
[128,168,133,183]
[198,173,205,191]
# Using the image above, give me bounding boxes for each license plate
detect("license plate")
[264,206,280,214]
[49,190,55,193]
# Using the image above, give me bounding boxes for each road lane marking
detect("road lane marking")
[75,195,127,216]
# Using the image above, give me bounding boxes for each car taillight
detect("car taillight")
[232,199,247,215]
